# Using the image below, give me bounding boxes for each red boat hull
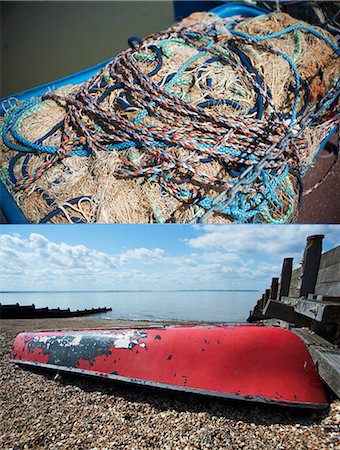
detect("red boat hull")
[10,325,328,408]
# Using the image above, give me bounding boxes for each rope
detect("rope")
[1,14,339,223]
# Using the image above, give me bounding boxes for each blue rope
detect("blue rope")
[35,186,55,207]
[128,36,143,50]
[4,25,336,156]
[230,24,340,123]
[39,196,91,223]
[147,45,163,77]
[227,45,265,119]
[230,25,340,55]
[97,82,124,103]
[8,153,22,184]
[21,154,30,177]
[3,22,338,222]
[165,39,215,90]
[2,99,89,156]
[282,77,311,119]
[35,120,64,145]
[198,98,241,109]
[197,163,292,222]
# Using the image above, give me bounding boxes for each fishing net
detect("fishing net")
[1,11,339,223]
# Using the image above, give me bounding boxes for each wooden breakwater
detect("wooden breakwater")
[247,234,340,397]
[0,303,112,319]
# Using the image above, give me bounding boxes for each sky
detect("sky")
[0,224,339,292]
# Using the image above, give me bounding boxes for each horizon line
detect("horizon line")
[0,289,259,293]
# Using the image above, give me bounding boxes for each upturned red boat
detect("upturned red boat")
[10,325,328,408]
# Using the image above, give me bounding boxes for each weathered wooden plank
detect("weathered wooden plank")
[321,295,340,303]
[282,297,340,322]
[270,278,279,300]
[316,262,340,285]
[263,300,308,326]
[279,258,293,299]
[261,319,292,329]
[281,296,298,306]
[315,281,340,297]
[287,246,340,298]
[307,347,340,398]
[300,235,324,298]
[318,246,340,270]
[289,267,301,297]
[292,299,340,323]
[292,328,340,398]
[292,328,335,348]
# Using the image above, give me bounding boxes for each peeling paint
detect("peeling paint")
[10,326,329,408]
[25,330,148,367]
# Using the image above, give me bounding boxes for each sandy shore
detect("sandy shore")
[0,318,339,449]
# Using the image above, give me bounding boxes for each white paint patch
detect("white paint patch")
[36,336,51,344]
[34,330,147,351]
[36,334,82,348]
[110,330,146,349]
[70,335,82,346]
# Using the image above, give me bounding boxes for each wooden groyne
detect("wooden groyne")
[248,235,340,397]
[0,303,112,319]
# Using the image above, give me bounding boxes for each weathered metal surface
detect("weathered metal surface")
[10,325,328,408]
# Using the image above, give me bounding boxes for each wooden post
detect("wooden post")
[260,293,266,309]
[300,235,324,298]
[270,277,279,300]
[279,257,293,299]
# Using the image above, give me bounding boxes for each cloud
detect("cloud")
[119,247,166,264]
[0,233,117,285]
[1,225,337,292]
[186,225,339,259]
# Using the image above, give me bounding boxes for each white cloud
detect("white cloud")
[119,247,165,264]
[0,233,117,286]
[187,225,339,259]
[1,225,338,292]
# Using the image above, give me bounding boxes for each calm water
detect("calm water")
[0,291,259,322]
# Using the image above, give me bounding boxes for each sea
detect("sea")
[0,291,259,323]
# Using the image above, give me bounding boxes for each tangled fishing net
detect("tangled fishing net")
[1,11,339,223]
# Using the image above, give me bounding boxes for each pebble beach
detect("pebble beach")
[1,318,339,449]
